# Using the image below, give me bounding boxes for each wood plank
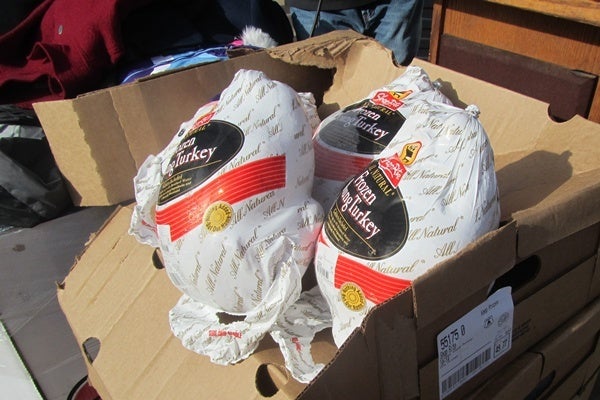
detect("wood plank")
[438,1,600,122]
[429,0,446,63]
[436,35,598,121]
[440,1,600,71]
[428,0,600,122]
[484,0,600,27]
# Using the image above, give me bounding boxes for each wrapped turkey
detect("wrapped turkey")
[312,66,453,209]
[129,69,325,368]
[315,101,501,346]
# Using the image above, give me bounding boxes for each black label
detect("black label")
[324,161,409,260]
[158,120,244,205]
[318,100,406,155]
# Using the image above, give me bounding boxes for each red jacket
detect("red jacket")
[0,0,152,108]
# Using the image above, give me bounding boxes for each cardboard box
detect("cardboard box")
[415,221,600,369]
[500,222,600,304]
[462,296,600,400]
[542,341,600,398]
[418,254,599,400]
[544,345,600,400]
[57,205,338,399]
[52,31,600,399]
[545,338,600,400]
[570,370,600,400]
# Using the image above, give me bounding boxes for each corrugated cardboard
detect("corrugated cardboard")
[415,222,600,368]
[570,370,600,400]
[57,206,338,400]
[462,295,600,400]
[544,329,600,400]
[52,31,600,399]
[591,237,600,300]
[418,255,599,400]
[537,302,600,400]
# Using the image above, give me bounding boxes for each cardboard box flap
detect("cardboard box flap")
[498,115,600,256]
[58,206,331,400]
[298,330,380,400]
[411,221,517,329]
[271,30,401,118]
[57,207,183,397]
[116,49,336,169]
[267,29,382,70]
[512,169,600,257]
[33,92,138,205]
[299,311,419,400]
[412,58,553,155]
[300,282,418,399]
[366,298,420,399]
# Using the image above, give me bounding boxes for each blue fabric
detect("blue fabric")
[290,0,423,65]
[119,46,229,84]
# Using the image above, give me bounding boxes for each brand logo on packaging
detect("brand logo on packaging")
[399,141,422,165]
[204,201,233,232]
[370,90,411,111]
[340,282,366,311]
[378,156,406,187]
[190,101,218,130]
[191,111,216,130]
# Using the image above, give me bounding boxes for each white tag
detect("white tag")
[437,286,513,399]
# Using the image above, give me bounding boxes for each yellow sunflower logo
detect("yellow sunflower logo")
[340,283,366,311]
[203,201,233,232]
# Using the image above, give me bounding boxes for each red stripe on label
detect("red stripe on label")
[334,254,411,304]
[314,140,371,181]
[156,155,286,241]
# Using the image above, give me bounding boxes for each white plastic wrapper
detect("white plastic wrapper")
[270,285,333,382]
[312,66,453,209]
[129,69,329,379]
[130,100,219,248]
[315,101,501,346]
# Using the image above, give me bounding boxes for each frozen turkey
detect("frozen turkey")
[129,69,324,365]
[315,101,501,346]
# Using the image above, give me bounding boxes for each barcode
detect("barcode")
[441,347,492,396]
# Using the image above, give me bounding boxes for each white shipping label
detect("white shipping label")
[437,286,513,399]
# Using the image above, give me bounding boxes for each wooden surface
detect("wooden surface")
[485,0,600,27]
[436,35,598,122]
[430,0,600,122]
